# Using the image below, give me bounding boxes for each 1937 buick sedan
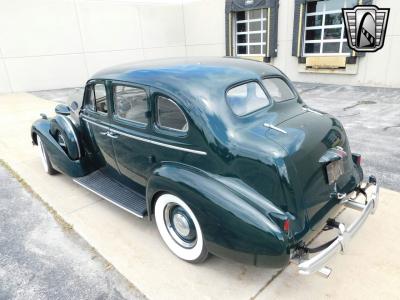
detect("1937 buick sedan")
[31,57,379,276]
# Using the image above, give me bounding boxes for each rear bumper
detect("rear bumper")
[293,180,379,276]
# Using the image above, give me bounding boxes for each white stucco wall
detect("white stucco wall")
[0,0,398,93]
[0,0,226,93]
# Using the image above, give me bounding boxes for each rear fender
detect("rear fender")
[31,118,93,177]
[146,162,290,267]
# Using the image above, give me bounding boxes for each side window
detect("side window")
[226,82,270,116]
[86,83,107,113]
[114,85,148,125]
[94,84,107,113]
[156,96,188,132]
[262,78,295,102]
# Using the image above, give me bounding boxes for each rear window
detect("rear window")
[226,82,270,116]
[262,78,295,102]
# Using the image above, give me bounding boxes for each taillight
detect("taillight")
[352,153,362,166]
[283,219,290,233]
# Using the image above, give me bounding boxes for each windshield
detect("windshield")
[262,78,295,102]
[226,82,271,116]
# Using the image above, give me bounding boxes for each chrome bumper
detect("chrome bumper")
[294,182,379,276]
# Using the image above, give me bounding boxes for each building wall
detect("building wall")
[272,0,400,88]
[0,0,398,93]
[0,0,226,93]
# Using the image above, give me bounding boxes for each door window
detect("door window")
[114,85,148,125]
[86,83,108,114]
[156,96,188,132]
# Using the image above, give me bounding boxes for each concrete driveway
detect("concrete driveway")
[0,89,399,299]
[0,164,144,300]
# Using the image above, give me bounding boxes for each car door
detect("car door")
[80,80,119,175]
[109,82,153,187]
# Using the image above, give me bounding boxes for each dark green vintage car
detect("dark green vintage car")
[31,57,379,276]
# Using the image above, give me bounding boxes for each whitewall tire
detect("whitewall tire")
[155,193,208,263]
[37,135,57,175]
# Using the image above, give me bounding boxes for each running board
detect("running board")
[73,170,147,218]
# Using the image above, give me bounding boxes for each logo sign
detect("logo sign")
[342,5,390,52]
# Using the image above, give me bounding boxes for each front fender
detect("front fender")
[31,118,93,177]
[146,162,290,268]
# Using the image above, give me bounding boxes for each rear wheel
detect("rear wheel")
[37,135,57,175]
[155,194,208,263]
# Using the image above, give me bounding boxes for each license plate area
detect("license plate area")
[326,159,344,185]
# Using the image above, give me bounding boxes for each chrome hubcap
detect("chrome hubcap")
[172,213,191,237]
[164,203,197,248]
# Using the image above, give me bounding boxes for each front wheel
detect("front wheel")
[37,135,57,175]
[154,194,208,263]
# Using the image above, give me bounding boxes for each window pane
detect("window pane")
[237,11,246,21]
[249,9,261,19]
[94,84,107,113]
[249,33,261,43]
[306,29,321,40]
[307,1,324,13]
[325,13,342,25]
[322,42,340,53]
[249,45,261,54]
[237,46,247,54]
[87,87,95,110]
[237,34,247,43]
[262,78,295,102]
[342,42,351,53]
[237,23,246,32]
[345,0,357,8]
[306,15,323,27]
[324,28,342,39]
[226,82,270,116]
[305,43,321,53]
[249,21,261,31]
[114,86,148,124]
[325,0,345,11]
[157,96,188,132]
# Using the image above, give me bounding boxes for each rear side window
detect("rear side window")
[114,85,148,125]
[262,78,295,102]
[156,96,188,132]
[226,82,270,116]
[87,83,107,113]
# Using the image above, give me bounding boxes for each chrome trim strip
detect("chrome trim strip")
[61,115,81,159]
[82,117,206,155]
[109,128,207,156]
[82,117,109,130]
[263,123,287,134]
[73,178,144,219]
[302,107,323,116]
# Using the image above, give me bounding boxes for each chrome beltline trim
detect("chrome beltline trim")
[110,128,207,156]
[61,115,81,159]
[82,117,109,130]
[82,117,207,156]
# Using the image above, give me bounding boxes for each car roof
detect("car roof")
[90,57,283,107]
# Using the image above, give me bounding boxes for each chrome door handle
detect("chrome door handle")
[99,131,108,135]
[107,132,119,139]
